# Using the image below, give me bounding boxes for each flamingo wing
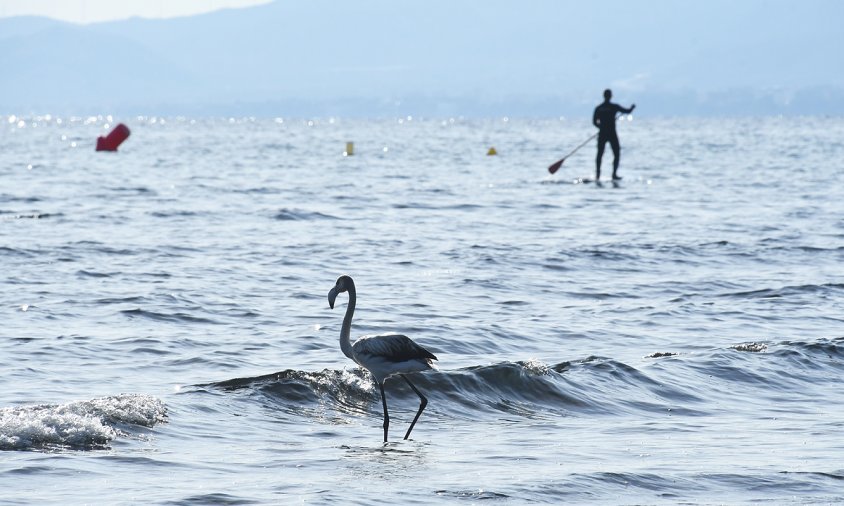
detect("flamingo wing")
[353,333,438,362]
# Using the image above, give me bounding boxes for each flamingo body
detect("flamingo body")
[351,333,437,384]
[328,275,437,442]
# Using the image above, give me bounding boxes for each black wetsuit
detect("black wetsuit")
[593,101,634,180]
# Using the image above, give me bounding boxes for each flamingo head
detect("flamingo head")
[328,275,354,309]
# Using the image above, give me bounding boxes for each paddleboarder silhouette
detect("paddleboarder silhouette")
[593,89,635,181]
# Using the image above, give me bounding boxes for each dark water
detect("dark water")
[2,115,844,503]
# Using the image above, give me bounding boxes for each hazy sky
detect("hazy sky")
[0,0,270,23]
[1,0,841,115]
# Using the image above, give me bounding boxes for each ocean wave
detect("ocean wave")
[274,208,339,221]
[529,469,844,501]
[109,186,157,196]
[0,212,60,220]
[0,246,37,257]
[120,308,220,325]
[0,195,41,203]
[435,489,511,500]
[149,210,202,218]
[721,283,844,299]
[232,186,284,194]
[76,269,115,278]
[0,394,167,451]
[392,202,484,211]
[200,357,702,420]
[200,338,844,423]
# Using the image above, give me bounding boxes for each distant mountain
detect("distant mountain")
[1,0,842,116]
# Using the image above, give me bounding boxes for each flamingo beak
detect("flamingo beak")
[328,287,338,309]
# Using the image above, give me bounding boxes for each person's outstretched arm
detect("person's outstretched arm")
[619,103,636,114]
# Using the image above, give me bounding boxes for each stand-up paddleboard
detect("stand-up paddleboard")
[541,177,622,187]
[574,177,622,187]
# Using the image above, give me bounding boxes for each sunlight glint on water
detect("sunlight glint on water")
[1,116,844,503]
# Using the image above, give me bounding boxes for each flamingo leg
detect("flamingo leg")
[379,382,389,443]
[401,374,428,440]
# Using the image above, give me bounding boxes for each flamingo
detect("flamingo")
[327,275,437,442]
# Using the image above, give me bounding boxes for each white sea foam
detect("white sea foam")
[0,394,167,450]
[521,358,550,375]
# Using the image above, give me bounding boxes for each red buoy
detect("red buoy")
[96,123,131,151]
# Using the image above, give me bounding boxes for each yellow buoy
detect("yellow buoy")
[344,142,354,156]
[487,147,497,156]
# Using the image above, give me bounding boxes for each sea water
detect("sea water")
[2,115,844,503]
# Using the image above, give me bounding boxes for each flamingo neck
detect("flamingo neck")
[339,284,356,359]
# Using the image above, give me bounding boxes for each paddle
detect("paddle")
[548,132,598,175]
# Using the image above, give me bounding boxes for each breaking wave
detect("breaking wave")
[0,394,167,451]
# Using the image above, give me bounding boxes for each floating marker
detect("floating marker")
[344,141,354,156]
[96,123,130,151]
[487,147,497,156]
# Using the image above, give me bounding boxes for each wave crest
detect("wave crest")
[0,394,167,451]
